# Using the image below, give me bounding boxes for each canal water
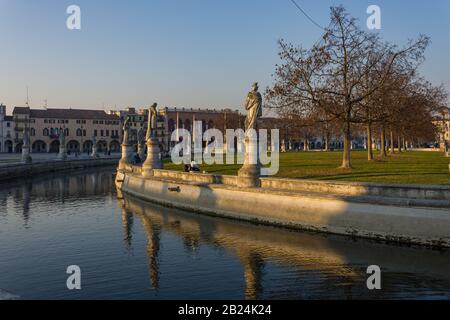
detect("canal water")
[0,168,449,300]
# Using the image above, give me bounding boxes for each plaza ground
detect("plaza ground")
[164,150,450,185]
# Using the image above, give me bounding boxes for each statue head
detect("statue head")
[252,82,259,92]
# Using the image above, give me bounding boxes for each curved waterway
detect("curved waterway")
[0,168,449,300]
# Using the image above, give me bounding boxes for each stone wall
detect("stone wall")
[123,165,450,202]
[260,177,450,201]
[0,159,118,182]
[117,166,450,248]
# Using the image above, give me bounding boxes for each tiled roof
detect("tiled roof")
[13,107,119,120]
[13,107,31,115]
[4,116,13,121]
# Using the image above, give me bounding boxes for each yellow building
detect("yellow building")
[12,107,122,154]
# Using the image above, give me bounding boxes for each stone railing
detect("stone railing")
[0,158,119,182]
[120,165,450,202]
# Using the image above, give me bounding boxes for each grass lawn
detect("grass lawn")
[164,151,450,185]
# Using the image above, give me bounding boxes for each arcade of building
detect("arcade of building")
[1,103,431,155]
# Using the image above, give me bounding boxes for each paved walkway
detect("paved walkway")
[0,153,121,167]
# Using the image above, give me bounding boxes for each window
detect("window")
[94,130,97,137]
[30,128,36,136]
[106,130,109,137]
[7,122,10,127]
[83,130,86,137]
[64,128,69,136]
[43,128,49,136]
[76,128,82,136]
[100,130,104,137]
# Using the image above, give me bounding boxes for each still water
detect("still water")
[0,168,449,300]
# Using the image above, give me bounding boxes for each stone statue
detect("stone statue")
[23,126,30,148]
[58,128,67,160]
[21,125,32,164]
[91,135,98,158]
[142,103,163,175]
[146,103,158,141]
[244,82,263,131]
[137,127,145,145]
[237,83,262,188]
[122,117,131,145]
[59,128,66,146]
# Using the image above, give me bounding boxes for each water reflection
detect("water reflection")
[0,169,115,226]
[0,169,449,299]
[120,193,450,300]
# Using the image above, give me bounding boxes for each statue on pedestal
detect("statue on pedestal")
[142,103,163,177]
[238,82,263,188]
[21,126,32,164]
[91,135,98,158]
[58,128,67,160]
[137,127,146,160]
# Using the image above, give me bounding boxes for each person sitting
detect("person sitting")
[190,160,200,172]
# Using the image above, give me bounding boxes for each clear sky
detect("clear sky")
[1,0,449,114]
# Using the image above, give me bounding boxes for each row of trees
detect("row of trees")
[265,6,448,168]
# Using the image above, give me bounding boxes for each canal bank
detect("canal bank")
[116,166,450,248]
[0,158,119,182]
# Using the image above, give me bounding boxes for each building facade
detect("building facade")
[0,104,14,153]
[11,107,122,154]
[111,106,243,155]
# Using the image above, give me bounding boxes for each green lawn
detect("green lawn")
[164,151,450,185]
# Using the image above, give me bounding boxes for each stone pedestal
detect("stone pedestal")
[21,146,32,164]
[238,134,260,188]
[118,144,134,170]
[58,145,67,161]
[142,139,163,177]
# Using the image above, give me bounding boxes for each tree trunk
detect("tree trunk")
[324,134,329,151]
[367,123,373,161]
[398,135,402,153]
[402,137,406,151]
[303,138,308,151]
[380,128,387,159]
[390,130,395,154]
[341,122,352,168]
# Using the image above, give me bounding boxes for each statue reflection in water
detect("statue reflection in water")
[118,191,450,300]
[117,193,363,299]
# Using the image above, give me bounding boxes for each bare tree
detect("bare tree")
[266,6,430,168]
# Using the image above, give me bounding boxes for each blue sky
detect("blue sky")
[1,0,449,114]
